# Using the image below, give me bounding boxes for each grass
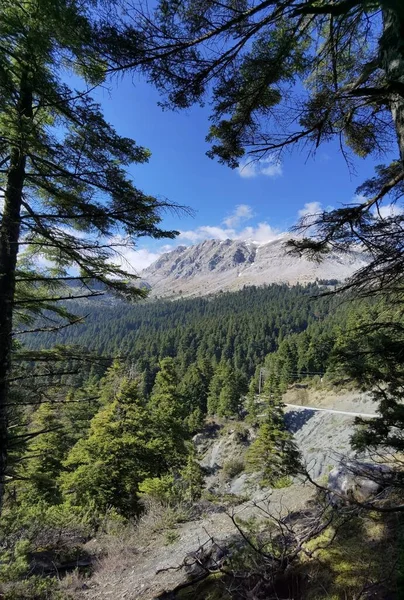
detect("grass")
[272,475,293,489]
[202,490,247,506]
[177,572,230,600]
[301,512,401,599]
[165,530,180,545]
[221,421,249,442]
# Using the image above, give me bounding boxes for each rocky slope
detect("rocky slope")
[82,389,378,600]
[141,237,368,297]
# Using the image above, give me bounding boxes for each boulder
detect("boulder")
[327,461,393,504]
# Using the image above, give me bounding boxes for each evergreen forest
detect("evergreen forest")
[1,0,404,597]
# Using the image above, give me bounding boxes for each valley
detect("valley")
[5,266,402,600]
[1,1,404,598]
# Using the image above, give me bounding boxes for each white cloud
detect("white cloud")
[238,222,280,244]
[296,202,324,230]
[223,204,254,228]
[298,201,323,219]
[352,193,368,204]
[31,254,55,271]
[101,235,162,274]
[178,222,281,246]
[59,226,89,240]
[376,203,403,219]
[179,226,235,243]
[237,156,283,179]
[117,247,162,273]
[353,195,403,220]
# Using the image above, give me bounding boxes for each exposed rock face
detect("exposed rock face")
[327,462,393,504]
[141,237,368,298]
[194,422,259,497]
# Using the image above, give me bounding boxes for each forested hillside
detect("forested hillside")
[2,0,404,597]
[30,283,340,385]
[3,280,398,599]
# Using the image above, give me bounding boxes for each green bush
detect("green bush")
[221,422,248,442]
[222,458,245,479]
[0,540,30,583]
[139,474,177,504]
[0,576,64,600]
[180,454,204,501]
[272,476,293,489]
[0,500,99,552]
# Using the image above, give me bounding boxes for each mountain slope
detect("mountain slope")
[141,237,368,297]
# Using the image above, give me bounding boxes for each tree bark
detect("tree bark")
[381,0,404,166]
[0,69,32,510]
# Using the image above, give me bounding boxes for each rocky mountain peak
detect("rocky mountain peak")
[141,237,368,298]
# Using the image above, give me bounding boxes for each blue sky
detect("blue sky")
[92,73,395,272]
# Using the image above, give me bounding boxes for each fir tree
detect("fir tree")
[186,407,205,435]
[245,376,259,426]
[246,399,301,486]
[21,404,68,504]
[180,451,204,502]
[178,362,210,416]
[148,358,189,469]
[61,379,158,516]
[0,0,182,509]
[207,361,246,416]
[207,362,227,415]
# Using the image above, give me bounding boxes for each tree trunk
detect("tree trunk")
[381,0,404,166]
[0,70,32,510]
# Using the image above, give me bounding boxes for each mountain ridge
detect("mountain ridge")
[141,236,368,297]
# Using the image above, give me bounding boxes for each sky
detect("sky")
[91,73,396,273]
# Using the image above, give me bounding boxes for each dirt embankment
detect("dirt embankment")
[282,385,377,413]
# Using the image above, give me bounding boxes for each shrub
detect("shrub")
[164,530,180,545]
[221,421,249,442]
[0,540,30,583]
[222,458,245,479]
[180,454,204,501]
[138,474,177,504]
[0,576,64,600]
[0,500,98,559]
[272,476,293,489]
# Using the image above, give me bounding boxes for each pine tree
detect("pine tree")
[246,399,301,486]
[0,0,183,509]
[207,361,245,416]
[178,362,210,416]
[217,373,241,417]
[148,358,189,469]
[245,376,259,426]
[207,362,227,415]
[180,450,204,502]
[263,356,283,403]
[61,379,158,516]
[21,404,68,504]
[186,407,205,434]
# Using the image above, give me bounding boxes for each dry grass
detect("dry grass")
[59,499,193,598]
[58,570,86,599]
